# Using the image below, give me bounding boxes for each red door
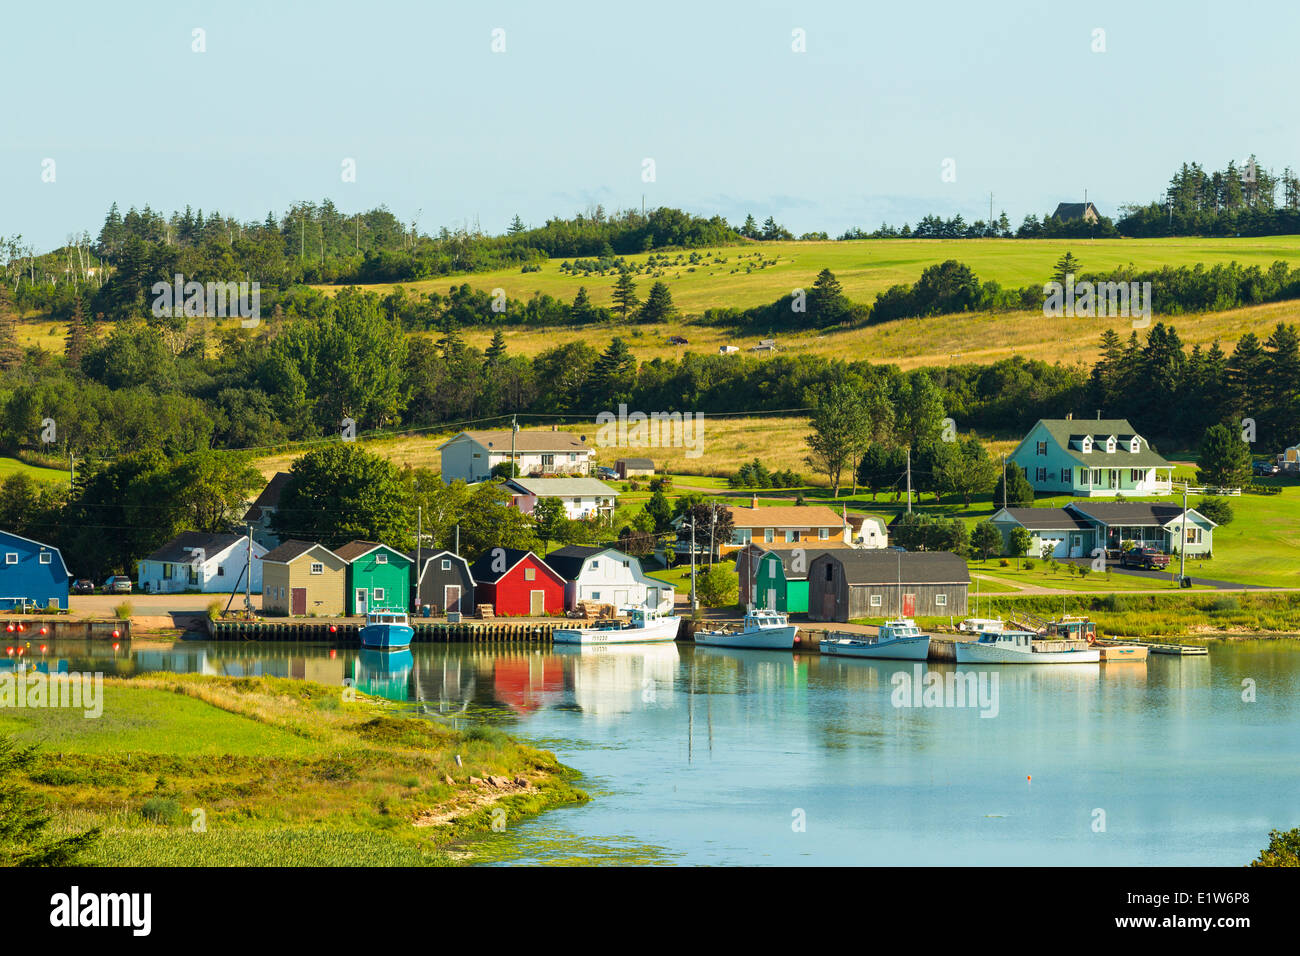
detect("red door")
[291,588,307,615]
[902,593,916,617]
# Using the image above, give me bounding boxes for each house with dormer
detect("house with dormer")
[1008,418,1174,497]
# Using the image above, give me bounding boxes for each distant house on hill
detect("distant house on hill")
[438,430,594,483]
[243,472,291,549]
[682,498,851,558]
[504,477,620,520]
[1008,417,1174,497]
[1050,202,1101,223]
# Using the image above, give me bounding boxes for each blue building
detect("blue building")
[0,531,72,611]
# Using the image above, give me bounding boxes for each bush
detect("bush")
[206,601,223,621]
[1023,559,1035,571]
[1195,495,1235,526]
[697,563,738,608]
[141,797,183,826]
[113,601,132,620]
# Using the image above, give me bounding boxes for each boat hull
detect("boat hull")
[820,635,930,661]
[359,623,414,650]
[1097,642,1150,662]
[956,642,1099,664]
[694,625,798,650]
[552,616,681,645]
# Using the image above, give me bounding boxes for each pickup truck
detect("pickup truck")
[1121,547,1171,570]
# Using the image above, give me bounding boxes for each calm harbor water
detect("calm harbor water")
[30,637,1300,865]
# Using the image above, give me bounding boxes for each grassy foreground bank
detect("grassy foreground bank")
[0,674,585,866]
[853,591,1300,640]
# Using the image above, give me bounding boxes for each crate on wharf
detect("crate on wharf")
[206,619,556,643]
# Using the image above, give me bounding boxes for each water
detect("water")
[24,637,1300,865]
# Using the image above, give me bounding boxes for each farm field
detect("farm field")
[0,455,70,484]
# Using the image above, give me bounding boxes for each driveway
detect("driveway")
[1055,558,1273,591]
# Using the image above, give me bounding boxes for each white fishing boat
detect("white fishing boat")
[820,619,930,661]
[958,617,1004,634]
[956,629,1100,664]
[693,607,798,650]
[552,606,681,645]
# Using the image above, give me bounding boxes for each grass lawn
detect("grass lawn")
[969,564,1211,593]
[4,674,584,866]
[0,455,69,484]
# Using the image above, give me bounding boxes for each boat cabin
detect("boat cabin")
[1047,616,1096,642]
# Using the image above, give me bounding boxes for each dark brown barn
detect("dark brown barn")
[409,549,476,615]
[806,551,969,622]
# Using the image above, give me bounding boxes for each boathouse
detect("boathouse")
[409,549,476,616]
[261,540,347,617]
[334,541,413,616]
[736,545,836,613]
[0,530,71,611]
[468,548,565,616]
[806,551,969,622]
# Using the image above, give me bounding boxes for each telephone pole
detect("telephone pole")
[906,448,912,513]
[245,523,253,615]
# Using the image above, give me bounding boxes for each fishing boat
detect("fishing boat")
[359,609,414,650]
[552,606,681,645]
[1148,643,1208,656]
[693,607,798,650]
[958,617,1004,634]
[820,619,930,661]
[956,629,1100,664]
[1043,615,1149,662]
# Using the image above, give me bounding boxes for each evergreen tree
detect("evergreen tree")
[1052,251,1080,286]
[611,273,639,320]
[1196,423,1252,487]
[507,214,526,235]
[64,299,92,365]
[639,281,677,324]
[1262,323,1300,443]
[485,329,507,365]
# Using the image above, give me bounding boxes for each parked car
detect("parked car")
[595,466,618,480]
[72,579,96,594]
[1252,460,1279,476]
[103,575,133,594]
[1121,547,1170,570]
[666,335,688,345]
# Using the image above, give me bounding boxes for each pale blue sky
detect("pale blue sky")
[2,0,1296,249]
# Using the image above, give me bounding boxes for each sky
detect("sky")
[2,0,1298,251]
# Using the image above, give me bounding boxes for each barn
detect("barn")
[410,549,476,616]
[735,545,835,613]
[467,548,565,617]
[806,551,969,622]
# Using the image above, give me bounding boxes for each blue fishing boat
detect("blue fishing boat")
[359,609,414,650]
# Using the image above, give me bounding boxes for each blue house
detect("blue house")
[0,531,72,610]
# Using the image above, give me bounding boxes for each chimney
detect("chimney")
[751,494,758,509]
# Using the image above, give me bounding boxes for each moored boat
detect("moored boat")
[956,629,1100,664]
[1095,640,1150,662]
[693,607,798,650]
[553,606,681,645]
[820,619,930,661]
[359,610,414,650]
[958,617,1004,634]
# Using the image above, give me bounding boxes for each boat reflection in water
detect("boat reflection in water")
[552,642,679,720]
[352,648,414,702]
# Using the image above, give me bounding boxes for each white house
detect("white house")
[505,477,619,520]
[543,545,675,612]
[438,429,595,483]
[848,514,890,549]
[137,532,266,594]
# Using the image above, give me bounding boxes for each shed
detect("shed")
[736,545,835,613]
[261,540,347,617]
[615,458,655,479]
[806,551,969,622]
[334,541,413,615]
[0,531,71,611]
[410,549,476,615]
[468,548,565,616]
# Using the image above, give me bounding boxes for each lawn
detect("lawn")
[0,455,69,484]
[969,564,1211,593]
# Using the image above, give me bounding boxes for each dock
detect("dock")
[205,618,559,643]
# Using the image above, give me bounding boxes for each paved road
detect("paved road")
[1054,558,1277,591]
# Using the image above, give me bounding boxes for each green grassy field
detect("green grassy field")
[4,674,584,866]
[0,455,69,484]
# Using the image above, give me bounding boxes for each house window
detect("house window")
[163,564,172,579]
[39,552,52,565]
[1082,438,1092,453]
[310,562,324,575]
[592,591,600,600]
[935,594,948,607]
[1186,527,1201,544]
[1130,469,1143,482]
[1062,469,1071,484]
[870,594,882,607]
[819,528,829,540]
[441,559,450,570]
[1130,438,1140,452]
[373,588,385,602]
[1090,469,1103,485]
[1035,468,1047,482]
[4,553,16,564]
[764,529,774,543]
[376,553,388,564]
[784,530,796,543]
[1106,438,1116,453]
[1036,441,1047,455]
[591,559,600,569]
[524,568,535,581]
[217,566,225,576]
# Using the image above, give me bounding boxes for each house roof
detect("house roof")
[0,529,71,577]
[992,508,1094,532]
[242,472,290,522]
[1051,202,1099,220]
[726,504,847,530]
[543,545,619,580]
[506,477,619,497]
[143,531,248,564]
[1065,502,1216,528]
[261,540,338,564]
[408,549,473,581]
[616,458,655,468]
[813,550,970,586]
[468,548,557,584]
[333,540,409,563]
[750,546,838,580]
[438,430,592,454]
[1028,419,1171,468]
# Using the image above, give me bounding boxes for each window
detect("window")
[825,564,834,581]
[4,553,16,564]
[592,591,600,600]
[1130,438,1140,452]
[870,594,882,607]
[784,530,796,543]
[1106,438,1116,453]
[217,566,225,576]
[39,552,52,565]
[524,567,535,581]
[764,528,774,543]
[373,588,385,602]
[1062,468,1071,484]
[1036,441,1047,455]
[1090,469,1103,486]
[441,559,450,570]
[591,559,600,569]
[310,562,324,575]
[376,553,388,564]
[819,528,829,540]
[1035,468,1047,482]
[163,563,173,580]
[1130,468,1143,482]
[935,594,948,607]
[1186,527,1201,544]
[1081,438,1092,453]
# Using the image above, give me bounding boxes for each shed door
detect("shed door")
[902,593,916,617]
[355,588,368,615]
[291,588,307,615]
[445,585,461,613]
[530,590,545,616]
[766,588,777,611]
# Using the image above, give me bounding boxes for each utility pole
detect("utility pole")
[906,448,913,513]
[510,414,518,475]
[416,505,422,611]
[686,520,698,617]
[1001,455,1007,510]
[1178,483,1188,587]
[245,523,253,615]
